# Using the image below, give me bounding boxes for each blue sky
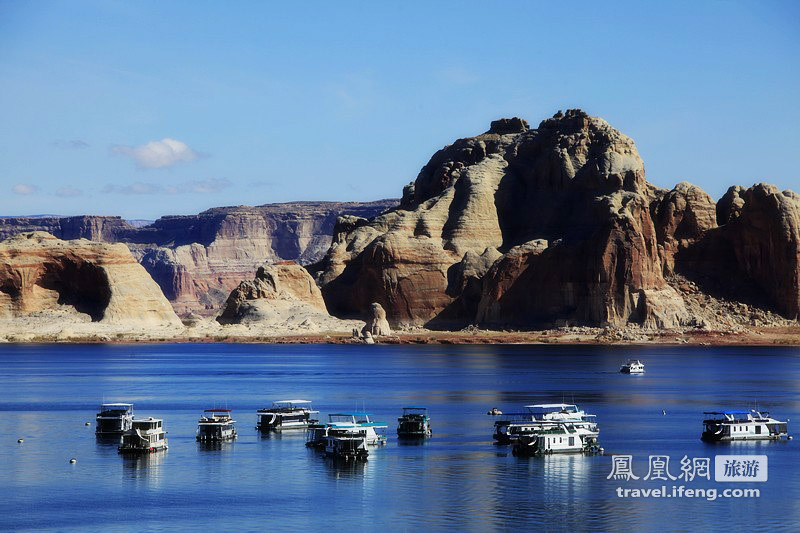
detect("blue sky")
[1,0,798,219]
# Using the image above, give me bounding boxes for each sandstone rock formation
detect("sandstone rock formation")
[0,200,396,315]
[361,302,391,337]
[317,110,689,329]
[216,262,335,328]
[0,232,180,326]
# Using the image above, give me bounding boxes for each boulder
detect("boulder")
[361,302,391,336]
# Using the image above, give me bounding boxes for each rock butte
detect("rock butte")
[0,232,180,326]
[314,110,800,329]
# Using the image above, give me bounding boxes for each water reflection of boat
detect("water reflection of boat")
[96,403,134,435]
[397,407,432,438]
[196,409,237,442]
[701,410,790,441]
[118,418,168,454]
[256,400,319,431]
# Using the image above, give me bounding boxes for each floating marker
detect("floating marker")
[17,439,24,443]
[85,422,91,426]
[69,458,77,464]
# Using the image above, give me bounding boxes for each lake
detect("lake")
[0,344,798,531]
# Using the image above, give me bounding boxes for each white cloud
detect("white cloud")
[102,178,231,195]
[12,183,38,195]
[55,186,83,197]
[111,138,199,169]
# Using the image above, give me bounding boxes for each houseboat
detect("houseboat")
[494,404,596,444]
[118,417,168,454]
[397,407,432,438]
[513,421,601,456]
[306,413,387,448]
[196,409,237,442]
[620,360,645,374]
[96,403,134,435]
[701,410,790,441]
[256,400,318,431]
[322,428,369,461]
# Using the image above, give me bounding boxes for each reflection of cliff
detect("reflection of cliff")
[0,200,396,315]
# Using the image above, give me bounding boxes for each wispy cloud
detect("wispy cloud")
[11,183,38,195]
[111,138,200,169]
[102,178,232,195]
[52,139,90,149]
[55,186,83,197]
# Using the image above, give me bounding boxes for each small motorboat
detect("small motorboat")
[397,407,432,438]
[620,359,645,374]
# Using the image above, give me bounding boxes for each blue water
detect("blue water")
[0,344,798,532]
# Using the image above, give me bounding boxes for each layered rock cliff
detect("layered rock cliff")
[0,200,396,315]
[316,110,688,328]
[316,110,800,329]
[0,232,180,325]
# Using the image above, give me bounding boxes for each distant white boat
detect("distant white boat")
[620,360,645,374]
[306,413,387,448]
[322,428,369,461]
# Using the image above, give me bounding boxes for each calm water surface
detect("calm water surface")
[0,344,798,532]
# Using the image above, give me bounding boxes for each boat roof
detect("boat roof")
[204,409,232,412]
[274,400,312,404]
[525,404,579,410]
[101,403,133,408]
[329,412,373,417]
[402,406,427,410]
[704,410,753,415]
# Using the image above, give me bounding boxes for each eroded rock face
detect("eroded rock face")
[217,262,327,324]
[0,232,180,325]
[317,110,687,328]
[651,182,717,275]
[722,185,800,319]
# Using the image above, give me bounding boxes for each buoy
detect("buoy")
[85,422,91,426]
[69,458,77,464]
[662,410,666,416]
[17,438,24,443]
[788,435,793,441]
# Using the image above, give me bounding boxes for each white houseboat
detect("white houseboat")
[494,404,596,444]
[513,421,601,456]
[322,428,369,461]
[118,417,168,454]
[397,407,432,438]
[96,403,134,435]
[307,413,387,448]
[196,409,237,442]
[620,360,645,374]
[701,410,790,441]
[256,400,318,431]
